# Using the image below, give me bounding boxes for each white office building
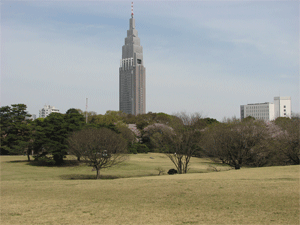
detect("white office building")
[39,105,60,118]
[240,96,291,121]
[240,102,275,121]
[274,96,291,118]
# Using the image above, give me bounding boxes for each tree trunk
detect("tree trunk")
[96,169,100,179]
[26,149,31,161]
[53,154,64,165]
[183,165,188,174]
[77,156,81,162]
[178,159,183,174]
[235,164,240,169]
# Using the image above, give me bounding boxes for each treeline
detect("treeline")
[1,104,299,171]
[202,116,299,168]
[0,105,136,164]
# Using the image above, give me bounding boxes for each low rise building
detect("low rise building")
[39,105,60,118]
[240,96,291,121]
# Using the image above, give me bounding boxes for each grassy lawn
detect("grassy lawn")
[1,154,299,224]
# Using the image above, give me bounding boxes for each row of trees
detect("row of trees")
[0,105,86,163]
[140,114,299,172]
[202,117,299,168]
[1,104,299,178]
[0,105,133,163]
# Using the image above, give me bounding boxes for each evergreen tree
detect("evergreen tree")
[32,109,85,165]
[0,104,32,160]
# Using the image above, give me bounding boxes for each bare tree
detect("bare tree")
[274,117,300,165]
[68,128,128,179]
[202,118,269,169]
[155,167,165,175]
[151,113,203,174]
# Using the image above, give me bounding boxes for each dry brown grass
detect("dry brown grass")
[1,154,299,224]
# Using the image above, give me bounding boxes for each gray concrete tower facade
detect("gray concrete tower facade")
[119,13,146,115]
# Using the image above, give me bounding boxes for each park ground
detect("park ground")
[1,153,299,224]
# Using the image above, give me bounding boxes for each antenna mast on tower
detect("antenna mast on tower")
[131,2,134,18]
[86,98,88,123]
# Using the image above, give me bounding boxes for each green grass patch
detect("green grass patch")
[1,154,299,225]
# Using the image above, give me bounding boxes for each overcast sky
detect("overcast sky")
[2,0,299,121]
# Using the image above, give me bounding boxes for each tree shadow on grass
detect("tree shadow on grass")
[5,158,83,167]
[7,160,29,163]
[60,173,160,180]
[26,160,82,167]
[60,174,120,180]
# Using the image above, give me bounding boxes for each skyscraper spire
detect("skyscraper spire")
[131,2,134,18]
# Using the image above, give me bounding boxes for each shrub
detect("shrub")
[129,143,149,154]
[33,156,56,166]
[168,169,177,175]
[137,144,149,153]
[155,167,165,175]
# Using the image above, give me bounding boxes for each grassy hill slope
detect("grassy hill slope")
[1,154,299,224]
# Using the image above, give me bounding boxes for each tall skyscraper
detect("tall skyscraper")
[119,4,146,115]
